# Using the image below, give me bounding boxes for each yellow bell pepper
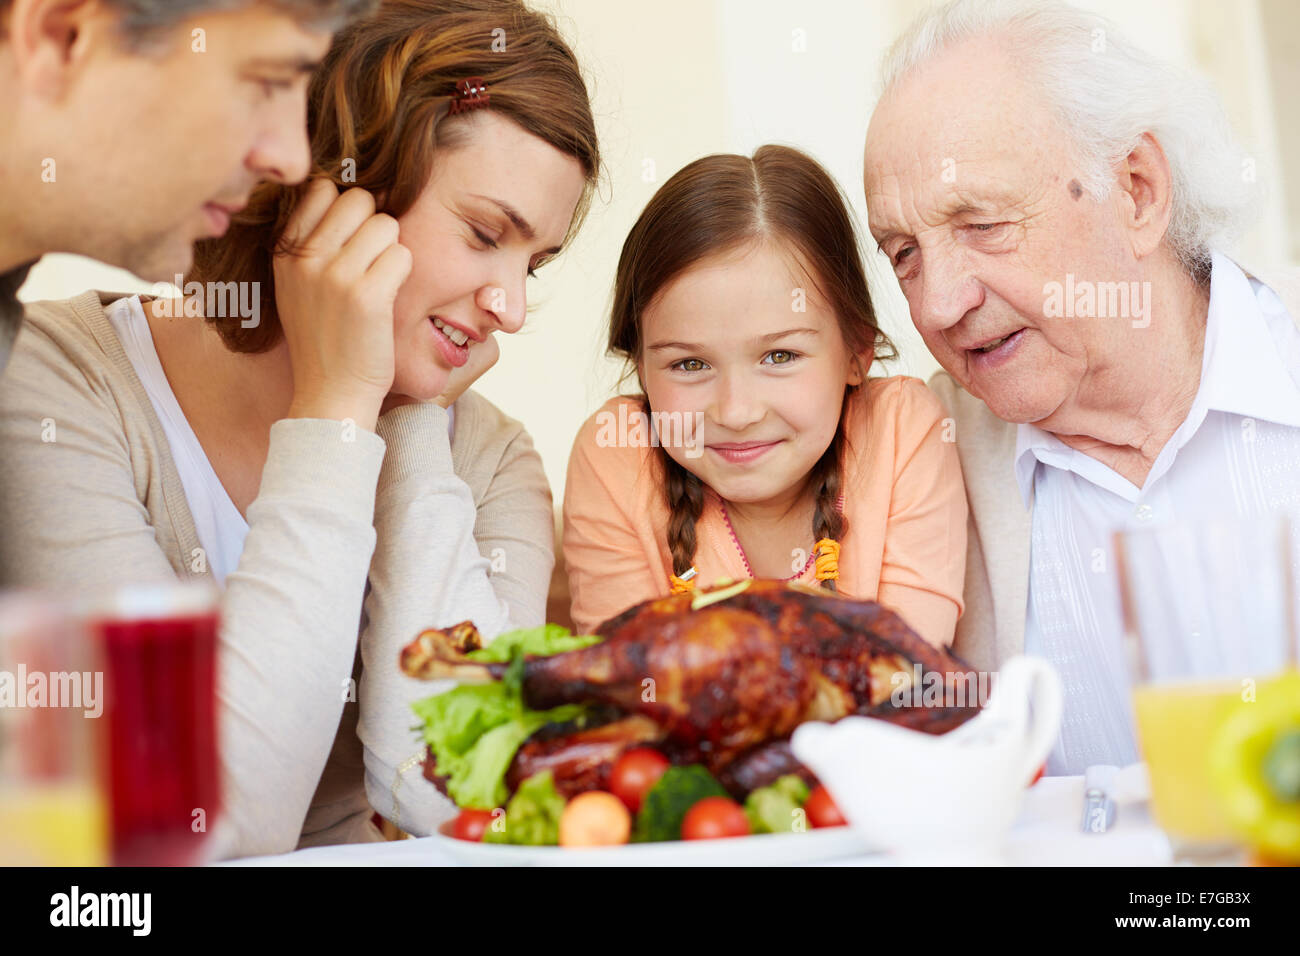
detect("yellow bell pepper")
[1208,670,1300,863]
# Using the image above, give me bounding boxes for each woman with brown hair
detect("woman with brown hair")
[0,0,599,856]
[563,146,967,647]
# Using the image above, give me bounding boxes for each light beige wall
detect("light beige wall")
[18,0,1295,502]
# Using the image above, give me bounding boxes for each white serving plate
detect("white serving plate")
[432,821,877,866]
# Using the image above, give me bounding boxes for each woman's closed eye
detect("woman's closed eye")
[468,223,541,278]
[468,223,499,250]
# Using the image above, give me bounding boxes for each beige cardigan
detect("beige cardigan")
[0,291,555,857]
[929,263,1300,673]
[0,262,34,376]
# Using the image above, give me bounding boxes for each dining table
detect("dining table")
[220,771,1186,866]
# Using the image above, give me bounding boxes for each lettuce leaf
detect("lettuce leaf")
[464,623,602,663]
[481,769,566,845]
[410,624,600,810]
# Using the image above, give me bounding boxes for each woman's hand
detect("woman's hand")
[377,334,502,418]
[275,179,413,432]
[435,333,500,408]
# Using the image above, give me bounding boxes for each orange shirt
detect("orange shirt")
[562,376,968,646]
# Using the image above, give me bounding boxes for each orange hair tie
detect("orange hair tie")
[669,567,698,594]
[814,538,841,583]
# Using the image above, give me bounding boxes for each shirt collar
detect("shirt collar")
[1013,251,1300,506]
[1193,251,1300,427]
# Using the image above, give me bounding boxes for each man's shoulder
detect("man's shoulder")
[1240,261,1300,329]
[926,370,1015,437]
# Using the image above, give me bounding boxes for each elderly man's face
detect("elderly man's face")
[864,38,1143,424]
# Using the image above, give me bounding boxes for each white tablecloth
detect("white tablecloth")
[222,774,1174,867]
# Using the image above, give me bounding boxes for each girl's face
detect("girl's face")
[387,112,587,401]
[638,240,865,510]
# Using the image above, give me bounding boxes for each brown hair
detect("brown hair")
[608,145,896,590]
[189,0,600,353]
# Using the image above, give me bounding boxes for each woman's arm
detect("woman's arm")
[0,321,386,860]
[356,399,554,836]
[874,378,969,647]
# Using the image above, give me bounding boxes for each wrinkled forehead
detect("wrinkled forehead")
[863,40,1065,227]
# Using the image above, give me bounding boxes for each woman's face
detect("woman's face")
[387,112,587,401]
[638,241,865,511]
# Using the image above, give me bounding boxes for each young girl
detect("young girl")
[563,146,967,647]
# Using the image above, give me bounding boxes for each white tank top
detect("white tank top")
[104,296,249,585]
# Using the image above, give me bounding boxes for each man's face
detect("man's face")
[863,37,1144,425]
[20,4,331,280]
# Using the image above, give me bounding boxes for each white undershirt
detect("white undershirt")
[105,296,249,585]
[105,296,457,587]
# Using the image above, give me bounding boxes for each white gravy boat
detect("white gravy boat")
[790,655,1063,863]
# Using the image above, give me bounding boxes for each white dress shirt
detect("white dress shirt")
[1017,252,1300,775]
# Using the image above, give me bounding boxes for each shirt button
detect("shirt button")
[1135,504,1154,522]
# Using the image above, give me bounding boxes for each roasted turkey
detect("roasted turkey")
[401,579,980,799]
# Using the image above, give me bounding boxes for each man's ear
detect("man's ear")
[1116,131,1175,261]
[7,0,101,100]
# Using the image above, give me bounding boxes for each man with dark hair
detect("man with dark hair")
[0,0,375,374]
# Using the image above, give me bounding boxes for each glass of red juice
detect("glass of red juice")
[88,582,221,866]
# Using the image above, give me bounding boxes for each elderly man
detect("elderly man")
[0,0,374,375]
[864,0,1300,774]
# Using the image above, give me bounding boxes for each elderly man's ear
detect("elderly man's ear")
[1113,132,1176,261]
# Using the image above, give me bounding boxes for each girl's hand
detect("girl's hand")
[275,178,413,432]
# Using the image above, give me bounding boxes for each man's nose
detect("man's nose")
[248,96,313,186]
[911,244,984,336]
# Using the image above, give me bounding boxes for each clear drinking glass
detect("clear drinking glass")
[0,592,108,865]
[87,581,222,866]
[1116,514,1298,860]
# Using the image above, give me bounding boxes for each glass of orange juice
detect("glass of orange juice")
[1116,515,1298,857]
[0,592,108,866]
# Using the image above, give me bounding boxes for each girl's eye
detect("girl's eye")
[671,358,708,373]
[763,350,798,366]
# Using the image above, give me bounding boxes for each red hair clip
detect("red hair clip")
[448,77,490,116]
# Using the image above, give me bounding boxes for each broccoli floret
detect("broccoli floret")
[633,765,729,842]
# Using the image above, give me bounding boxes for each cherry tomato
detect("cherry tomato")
[805,785,847,828]
[681,797,751,840]
[451,808,495,842]
[559,791,631,847]
[608,747,671,813]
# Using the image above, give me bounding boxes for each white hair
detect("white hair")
[877,0,1260,277]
